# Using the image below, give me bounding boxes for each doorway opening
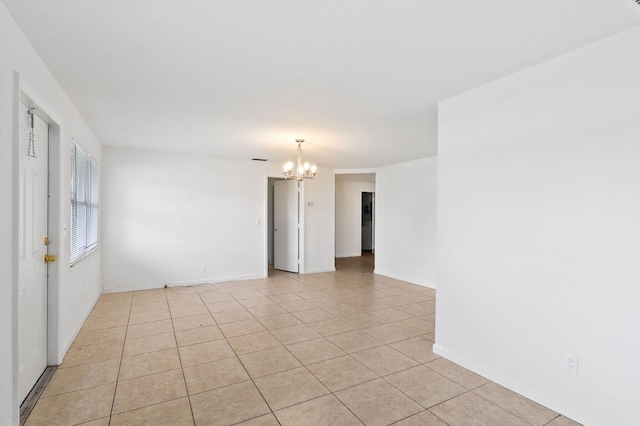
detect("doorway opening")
[362,191,375,256]
[267,177,304,276]
[17,91,60,419]
[334,172,375,272]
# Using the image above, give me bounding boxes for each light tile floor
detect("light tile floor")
[25,255,582,425]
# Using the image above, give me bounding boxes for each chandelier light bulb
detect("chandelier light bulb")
[282,139,318,181]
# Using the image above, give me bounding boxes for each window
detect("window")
[70,142,99,265]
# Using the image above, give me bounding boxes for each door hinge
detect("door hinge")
[44,236,50,246]
[44,254,57,263]
[297,259,301,264]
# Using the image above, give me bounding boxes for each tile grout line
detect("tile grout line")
[169,287,198,425]
[107,292,134,425]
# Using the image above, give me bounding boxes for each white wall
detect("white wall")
[0,4,102,425]
[102,147,336,288]
[335,173,376,258]
[302,170,336,273]
[375,158,437,287]
[102,147,268,290]
[436,26,640,426]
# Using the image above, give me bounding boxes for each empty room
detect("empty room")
[2,1,640,425]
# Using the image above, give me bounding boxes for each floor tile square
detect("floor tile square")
[394,317,435,335]
[25,384,115,426]
[172,314,216,331]
[394,410,448,425]
[169,304,210,318]
[72,327,126,347]
[112,369,187,414]
[473,382,558,425]
[292,308,335,323]
[363,323,416,344]
[307,355,378,391]
[211,308,253,324]
[206,300,244,312]
[390,336,440,363]
[286,338,346,364]
[430,392,530,426]
[129,310,171,325]
[351,346,418,376]
[60,341,124,368]
[274,394,362,426]
[279,300,318,312]
[127,319,174,339]
[219,318,266,337]
[336,378,422,426]
[257,313,302,330]
[190,381,270,425]
[425,358,489,389]
[342,313,387,329]
[227,331,282,355]
[175,325,224,346]
[81,315,129,331]
[119,347,181,380]
[235,413,280,425]
[129,301,168,315]
[327,330,384,353]
[385,365,466,408]
[246,304,288,318]
[183,357,249,394]
[254,367,329,410]
[123,332,176,357]
[239,346,301,377]
[370,307,414,322]
[178,339,235,367]
[42,359,119,397]
[271,324,322,345]
[307,318,357,336]
[110,397,194,426]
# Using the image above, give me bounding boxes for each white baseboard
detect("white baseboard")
[335,252,362,258]
[302,267,336,274]
[372,269,436,289]
[432,344,607,426]
[102,273,265,293]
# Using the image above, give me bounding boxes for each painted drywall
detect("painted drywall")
[436,26,640,426]
[335,173,376,257]
[0,4,102,424]
[101,147,268,290]
[301,171,336,273]
[374,158,437,287]
[101,148,336,289]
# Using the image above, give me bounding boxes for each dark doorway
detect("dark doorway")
[362,192,374,255]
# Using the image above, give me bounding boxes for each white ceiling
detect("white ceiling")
[3,1,639,168]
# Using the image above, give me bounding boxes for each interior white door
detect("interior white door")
[273,180,299,273]
[18,102,49,403]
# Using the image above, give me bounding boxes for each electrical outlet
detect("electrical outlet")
[565,354,578,374]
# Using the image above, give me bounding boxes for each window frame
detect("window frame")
[70,141,99,266]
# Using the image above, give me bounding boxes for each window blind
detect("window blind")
[70,142,99,265]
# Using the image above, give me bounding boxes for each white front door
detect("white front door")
[18,102,49,403]
[273,179,299,273]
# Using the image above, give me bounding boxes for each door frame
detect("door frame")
[263,173,305,277]
[13,75,62,414]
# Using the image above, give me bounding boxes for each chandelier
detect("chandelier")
[283,139,317,181]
